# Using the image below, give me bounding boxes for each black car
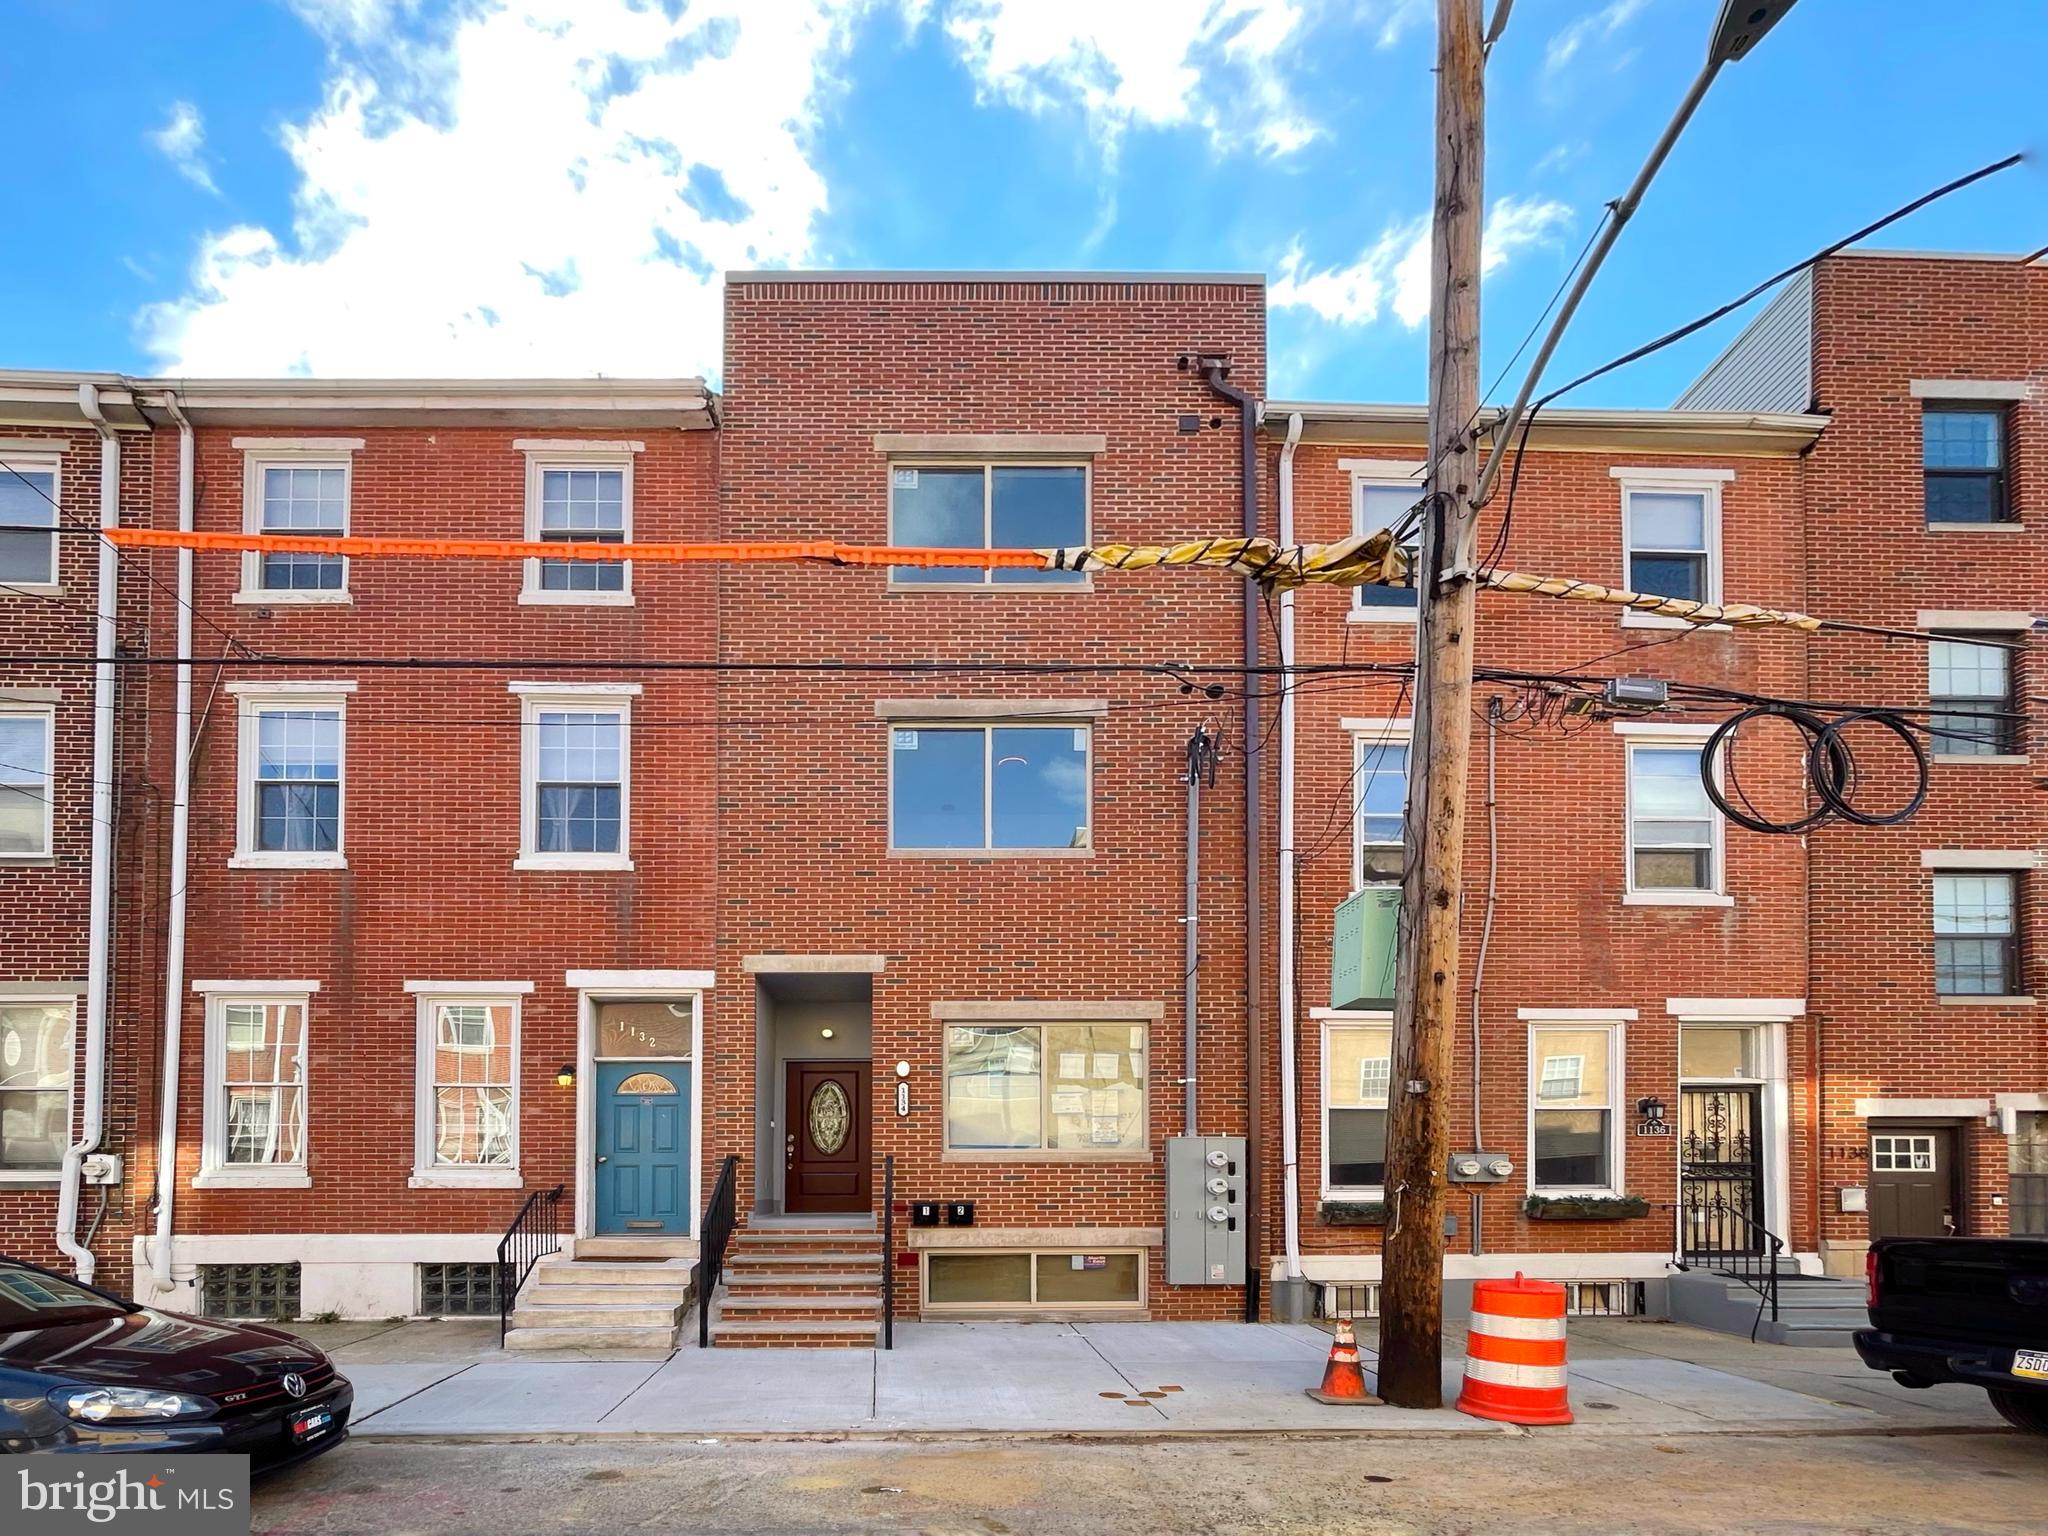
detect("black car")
[1857,1235,2048,1435]
[0,1256,352,1468]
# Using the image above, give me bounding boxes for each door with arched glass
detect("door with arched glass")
[594,1000,693,1236]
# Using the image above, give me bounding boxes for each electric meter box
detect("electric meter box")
[1330,886,1399,1011]
[1166,1136,1246,1286]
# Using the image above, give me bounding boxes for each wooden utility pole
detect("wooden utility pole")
[1377,0,1485,1410]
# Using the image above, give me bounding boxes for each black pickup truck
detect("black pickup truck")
[1857,1236,2048,1433]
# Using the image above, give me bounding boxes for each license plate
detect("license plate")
[290,1408,334,1442]
[2012,1350,2048,1381]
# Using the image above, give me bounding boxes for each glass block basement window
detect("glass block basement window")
[418,1262,502,1317]
[200,1262,302,1320]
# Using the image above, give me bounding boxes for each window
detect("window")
[1933,872,2020,996]
[1323,1020,1391,1194]
[1615,469,1728,625]
[418,1262,503,1317]
[0,708,53,857]
[408,986,526,1187]
[890,723,1090,852]
[234,441,360,601]
[923,1249,1143,1312]
[1928,635,2019,756]
[0,454,59,588]
[1352,479,1421,615]
[1351,723,1411,886]
[0,1000,74,1173]
[2010,1112,2048,1239]
[1924,406,2008,524]
[1625,740,1721,897]
[512,683,637,870]
[228,685,352,869]
[199,1263,301,1321]
[520,445,636,604]
[942,1021,1146,1157]
[889,463,1087,586]
[1871,1133,1937,1173]
[1679,1026,1758,1080]
[1529,1025,1618,1192]
[195,987,313,1188]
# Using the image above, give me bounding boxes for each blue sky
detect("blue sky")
[2,0,2042,405]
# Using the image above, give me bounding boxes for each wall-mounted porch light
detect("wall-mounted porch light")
[1635,1095,1671,1136]
[819,1027,835,1040]
[556,1063,576,1088]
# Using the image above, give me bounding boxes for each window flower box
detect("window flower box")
[1523,1194,1649,1222]
[1317,1200,1387,1227]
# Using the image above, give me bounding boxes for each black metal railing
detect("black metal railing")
[881,1154,895,1350]
[496,1183,564,1344]
[695,1154,740,1348]
[1671,1187,1783,1338]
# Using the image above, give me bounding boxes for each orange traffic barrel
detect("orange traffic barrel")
[1454,1273,1573,1425]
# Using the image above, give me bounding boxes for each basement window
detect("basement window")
[418,1262,503,1317]
[200,1262,302,1321]
[922,1249,1143,1313]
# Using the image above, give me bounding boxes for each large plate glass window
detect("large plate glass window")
[889,463,1086,586]
[0,710,52,857]
[943,1021,1145,1155]
[0,1001,74,1171]
[1932,872,2019,996]
[1924,406,2008,523]
[1530,1026,1616,1192]
[891,723,1090,851]
[0,457,58,585]
[1928,635,2018,756]
[1323,1021,1391,1194]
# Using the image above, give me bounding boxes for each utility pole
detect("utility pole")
[1377,0,1485,1410]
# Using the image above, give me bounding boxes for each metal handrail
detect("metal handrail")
[496,1183,564,1345]
[881,1154,895,1350]
[1670,1188,1783,1339]
[695,1155,740,1348]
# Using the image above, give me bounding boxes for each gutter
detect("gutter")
[55,384,121,1282]
[149,392,195,1297]
[1276,411,1305,1283]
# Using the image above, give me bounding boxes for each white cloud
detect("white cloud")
[1369,0,1431,50]
[1270,195,1573,329]
[1543,0,1646,83]
[149,101,220,196]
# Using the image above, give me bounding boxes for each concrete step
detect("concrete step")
[505,1325,679,1351]
[534,1258,696,1286]
[709,1319,880,1349]
[522,1283,694,1306]
[1758,1317,1864,1348]
[511,1300,686,1329]
[573,1235,699,1261]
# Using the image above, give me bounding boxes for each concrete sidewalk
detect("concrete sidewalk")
[287,1315,2007,1439]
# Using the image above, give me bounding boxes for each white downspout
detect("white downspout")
[56,383,121,1282]
[1277,410,1305,1282]
[150,392,195,1296]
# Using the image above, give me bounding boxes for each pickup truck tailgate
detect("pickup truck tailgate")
[1870,1237,2048,1347]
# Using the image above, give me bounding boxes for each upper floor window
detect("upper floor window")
[889,720,1090,852]
[1924,406,2009,524]
[1614,468,1729,627]
[0,998,74,1174]
[889,463,1087,587]
[0,707,53,858]
[1929,634,2020,757]
[195,989,312,1187]
[1933,872,2020,997]
[512,682,637,870]
[235,439,361,602]
[518,442,638,605]
[1350,721,1411,887]
[227,684,353,870]
[0,454,60,590]
[1352,475,1421,618]
[1619,724,1727,906]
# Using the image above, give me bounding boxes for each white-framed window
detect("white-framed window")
[1527,1019,1624,1195]
[1348,719,1411,887]
[510,682,639,870]
[1347,464,1424,620]
[887,461,1089,587]
[1614,467,1730,628]
[1871,1133,1938,1172]
[942,1021,1147,1159]
[922,1247,1145,1312]
[889,721,1092,853]
[232,439,361,602]
[193,984,315,1189]
[407,982,531,1189]
[1933,871,2021,997]
[0,997,75,1177]
[519,442,639,605]
[0,705,54,858]
[1617,723,1727,906]
[1928,634,2020,758]
[0,451,61,591]
[1322,1016,1392,1196]
[225,683,354,870]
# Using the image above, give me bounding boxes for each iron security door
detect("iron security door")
[1680,1087,1764,1259]
[785,1061,870,1214]
[596,1061,690,1235]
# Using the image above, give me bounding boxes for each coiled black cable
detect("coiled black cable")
[1702,703,1928,835]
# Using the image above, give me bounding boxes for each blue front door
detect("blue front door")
[596,1061,690,1235]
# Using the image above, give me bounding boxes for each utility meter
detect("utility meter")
[1167,1136,1246,1285]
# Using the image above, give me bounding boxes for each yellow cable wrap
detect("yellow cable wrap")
[1477,569,1824,631]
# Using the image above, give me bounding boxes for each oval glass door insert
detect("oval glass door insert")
[808,1080,851,1155]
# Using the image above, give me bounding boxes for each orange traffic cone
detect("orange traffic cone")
[1305,1315,1380,1405]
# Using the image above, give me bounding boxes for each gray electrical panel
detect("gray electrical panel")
[1165,1135,1247,1286]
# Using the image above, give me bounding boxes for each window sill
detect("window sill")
[942,1149,1152,1164]
[518,589,636,607]
[1935,995,2036,1006]
[0,582,64,599]
[513,854,635,872]
[408,1168,523,1190]
[193,1168,312,1190]
[0,855,57,867]
[0,1171,60,1188]
[232,590,354,606]
[1347,607,1418,625]
[888,846,1094,860]
[229,853,347,871]
[1620,612,1729,632]
[1623,891,1734,908]
[1934,754,2030,766]
[1926,521,2025,533]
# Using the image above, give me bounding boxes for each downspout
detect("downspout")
[1184,729,1203,1140]
[57,384,121,1282]
[150,392,195,1296]
[1468,696,1503,1256]
[1275,411,1305,1283]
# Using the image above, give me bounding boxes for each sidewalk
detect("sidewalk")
[290,1315,2008,1439]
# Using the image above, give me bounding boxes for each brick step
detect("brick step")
[709,1320,879,1349]
[724,1271,883,1294]
[734,1233,881,1250]
[510,1300,686,1329]
[718,1293,880,1318]
[504,1325,679,1351]
[533,1258,696,1287]
[725,1251,878,1273]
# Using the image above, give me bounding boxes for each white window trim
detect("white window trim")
[0,703,55,860]
[1921,850,2042,871]
[1320,1013,1393,1200]
[235,443,359,604]
[0,993,76,1183]
[1344,462,1425,624]
[1923,624,2025,762]
[886,718,1095,857]
[520,446,637,606]
[512,682,639,871]
[1613,467,1729,631]
[0,450,63,594]
[410,988,525,1189]
[1346,718,1412,890]
[194,987,313,1190]
[225,682,356,870]
[1527,1018,1626,1198]
[883,459,1094,591]
[1617,722,1730,906]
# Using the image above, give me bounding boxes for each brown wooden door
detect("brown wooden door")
[1870,1126,1960,1239]
[785,1061,870,1213]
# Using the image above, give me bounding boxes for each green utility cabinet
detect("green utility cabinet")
[1330,886,1400,1011]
